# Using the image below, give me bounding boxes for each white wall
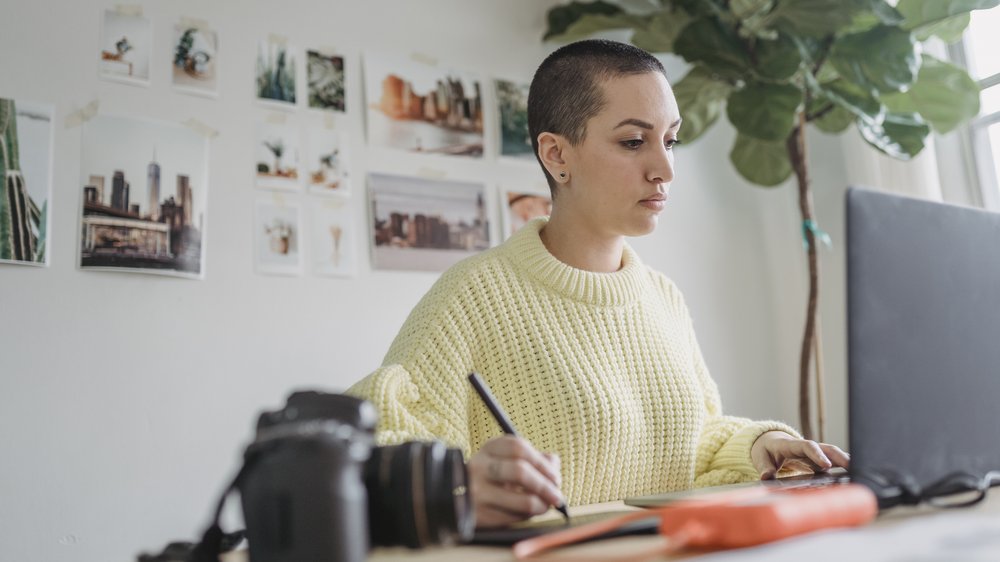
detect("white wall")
[0,2,851,561]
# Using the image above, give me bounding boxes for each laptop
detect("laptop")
[627,187,1000,508]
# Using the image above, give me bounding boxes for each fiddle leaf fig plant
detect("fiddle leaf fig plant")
[544,0,998,439]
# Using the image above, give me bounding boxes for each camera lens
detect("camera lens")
[365,441,474,548]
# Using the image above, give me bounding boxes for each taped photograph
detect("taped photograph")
[307,50,345,112]
[0,98,53,267]
[305,126,349,196]
[172,21,219,97]
[311,198,356,278]
[368,172,489,272]
[499,185,551,240]
[365,52,483,157]
[256,37,297,106]
[99,9,151,86]
[255,120,301,191]
[495,79,533,161]
[255,199,302,276]
[79,114,209,278]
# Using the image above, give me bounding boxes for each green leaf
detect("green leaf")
[898,55,980,134]
[727,82,802,141]
[631,8,692,53]
[671,66,733,143]
[754,32,802,80]
[551,13,648,43]
[544,1,623,40]
[824,79,882,120]
[675,0,728,18]
[732,0,774,20]
[673,17,752,78]
[813,104,855,133]
[829,25,918,94]
[913,13,970,42]
[856,112,931,159]
[896,0,999,38]
[729,133,793,186]
[841,1,905,34]
[771,0,864,36]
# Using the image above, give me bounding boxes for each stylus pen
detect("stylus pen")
[467,372,571,522]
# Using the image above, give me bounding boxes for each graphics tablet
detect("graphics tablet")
[470,510,660,546]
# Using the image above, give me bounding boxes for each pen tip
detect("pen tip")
[557,503,570,522]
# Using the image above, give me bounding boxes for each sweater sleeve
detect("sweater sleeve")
[346,272,478,457]
[662,278,801,488]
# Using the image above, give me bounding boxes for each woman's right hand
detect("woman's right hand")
[467,435,566,528]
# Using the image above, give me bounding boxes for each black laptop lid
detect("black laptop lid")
[847,188,1000,487]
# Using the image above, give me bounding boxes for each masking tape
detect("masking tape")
[416,167,447,180]
[114,4,143,16]
[271,192,287,206]
[265,112,288,125]
[324,114,336,129]
[64,100,100,129]
[268,33,288,46]
[410,52,438,66]
[179,16,210,32]
[183,118,219,138]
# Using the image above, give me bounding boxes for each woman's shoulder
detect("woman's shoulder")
[412,244,515,314]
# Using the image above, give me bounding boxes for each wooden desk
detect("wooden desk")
[225,489,1000,561]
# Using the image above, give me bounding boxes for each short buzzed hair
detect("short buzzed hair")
[528,39,667,193]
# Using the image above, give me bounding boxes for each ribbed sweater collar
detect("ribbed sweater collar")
[502,217,651,307]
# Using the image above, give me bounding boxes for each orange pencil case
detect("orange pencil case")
[512,483,878,559]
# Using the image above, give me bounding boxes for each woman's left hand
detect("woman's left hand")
[750,431,851,480]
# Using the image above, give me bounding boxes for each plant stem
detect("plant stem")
[787,112,820,440]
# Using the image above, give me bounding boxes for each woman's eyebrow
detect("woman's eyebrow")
[613,117,683,130]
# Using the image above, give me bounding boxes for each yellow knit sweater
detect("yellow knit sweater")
[348,218,798,506]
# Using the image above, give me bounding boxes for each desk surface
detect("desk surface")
[224,488,1000,562]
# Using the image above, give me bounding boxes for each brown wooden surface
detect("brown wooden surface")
[224,488,1000,562]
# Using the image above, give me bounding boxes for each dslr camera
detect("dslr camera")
[239,391,474,562]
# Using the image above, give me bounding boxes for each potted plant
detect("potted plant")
[544,0,998,439]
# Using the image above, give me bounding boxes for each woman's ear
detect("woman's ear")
[537,132,570,183]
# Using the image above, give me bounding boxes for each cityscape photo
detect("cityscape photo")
[79,115,208,277]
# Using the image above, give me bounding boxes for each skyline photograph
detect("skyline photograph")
[368,172,489,272]
[365,52,484,157]
[79,114,208,278]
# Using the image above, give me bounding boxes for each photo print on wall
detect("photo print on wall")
[0,98,53,266]
[255,198,302,276]
[172,19,219,97]
[364,52,484,157]
[305,125,349,196]
[311,198,356,278]
[255,119,301,191]
[368,172,490,272]
[99,8,151,86]
[499,185,552,240]
[495,79,533,161]
[307,50,345,112]
[79,114,209,278]
[256,36,296,107]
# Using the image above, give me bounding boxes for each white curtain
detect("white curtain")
[839,128,944,201]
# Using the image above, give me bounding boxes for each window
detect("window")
[956,7,1000,210]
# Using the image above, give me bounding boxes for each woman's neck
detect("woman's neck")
[539,210,625,273]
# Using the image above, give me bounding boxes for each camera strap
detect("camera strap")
[190,460,255,562]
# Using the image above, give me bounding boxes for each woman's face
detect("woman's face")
[560,71,681,238]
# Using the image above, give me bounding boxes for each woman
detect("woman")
[349,39,849,528]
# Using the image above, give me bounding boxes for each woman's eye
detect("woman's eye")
[665,138,682,150]
[621,139,643,150]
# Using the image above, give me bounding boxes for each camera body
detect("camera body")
[239,391,474,562]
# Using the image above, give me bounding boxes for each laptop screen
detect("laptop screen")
[847,188,1000,487]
